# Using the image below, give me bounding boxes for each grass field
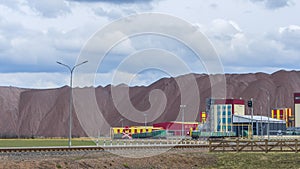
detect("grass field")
[212,152,300,169]
[0,138,175,147]
[0,138,96,147]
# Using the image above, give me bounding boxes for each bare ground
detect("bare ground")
[1,149,300,169]
[0,149,216,169]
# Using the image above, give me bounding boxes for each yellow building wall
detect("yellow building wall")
[271,108,292,127]
[234,105,245,115]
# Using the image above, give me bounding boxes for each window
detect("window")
[223,111,226,116]
[228,118,232,123]
[222,106,226,110]
[228,111,231,116]
[222,118,226,123]
[228,126,232,131]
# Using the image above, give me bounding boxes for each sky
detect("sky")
[0,0,299,88]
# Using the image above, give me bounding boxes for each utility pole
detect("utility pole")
[260,106,263,139]
[180,105,186,139]
[267,95,270,140]
[247,99,253,140]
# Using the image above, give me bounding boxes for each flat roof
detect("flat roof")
[233,115,286,123]
[295,93,300,104]
[154,121,199,124]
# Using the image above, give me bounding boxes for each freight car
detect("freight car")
[132,130,166,139]
[110,126,166,139]
[112,130,166,139]
[191,131,236,140]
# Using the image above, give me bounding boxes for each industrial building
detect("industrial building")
[206,98,245,132]
[294,93,300,127]
[271,108,293,127]
[233,115,286,136]
[206,98,287,136]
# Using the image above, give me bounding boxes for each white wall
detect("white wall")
[295,104,300,127]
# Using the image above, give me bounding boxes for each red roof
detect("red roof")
[213,99,244,105]
[294,93,300,104]
[153,121,198,130]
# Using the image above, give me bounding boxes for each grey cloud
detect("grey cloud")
[204,19,300,71]
[0,0,71,18]
[27,0,71,18]
[250,0,292,9]
[210,3,218,9]
[70,0,153,4]
[0,20,78,73]
[0,0,21,9]
[93,7,124,19]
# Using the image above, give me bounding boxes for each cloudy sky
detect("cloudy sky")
[0,0,299,88]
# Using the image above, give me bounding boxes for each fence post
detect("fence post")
[296,139,298,153]
[209,139,212,152]
[265,139,268,153]
[236,139,239,152]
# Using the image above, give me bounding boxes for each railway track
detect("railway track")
[0,146,104,153]
[0,144,209,154]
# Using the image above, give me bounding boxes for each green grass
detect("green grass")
[0,138,96,147]
[211,152,300,169]
[0,138,172,147]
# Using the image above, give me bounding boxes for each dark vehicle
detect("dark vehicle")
[286,127,300,135]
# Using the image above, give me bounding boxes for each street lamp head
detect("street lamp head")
[56,61,63,65]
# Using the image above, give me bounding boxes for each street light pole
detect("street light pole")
[251,98,254,140]
[144,114,147,126]
[267,95,270,140]
[180,105,186,139]
[119,118,124,128]
[56,60,88,148]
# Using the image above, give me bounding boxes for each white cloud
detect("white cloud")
[0,0,299,87]
[0,73,67,89]
[200,19,300,73]
[278,25,300,50]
